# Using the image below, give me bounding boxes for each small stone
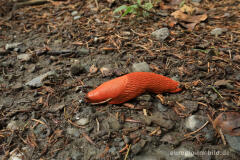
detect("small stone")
[151,28,170,41]
[119,141,125,147]
[66,127,80,137]
[185,115,207,131]
[71,11,78,16]
[209,93,218,101]
[13,48,20,52]
[76,118,89,126]
[71,63,85,75]
[109,147,117,154]
[210,28,226,36]
[150,112,174,129]
[157,103,168,112]
[160,132,182,145]
[123,135,130,144]
[132,62,151,72]
[131,140,146,155]
[78,48,89,55]
[223,13,231,18]
[225,134,240,152]
[192,0,201,3]
[17,54,32,61]
[108,117,122,131]
[171,75,180,82]
[7,120,19,130]
[73,15,81,20]
[235,74,240,81]
[100,65,113,77]
[25,71,56,87]
[5,42,22,50]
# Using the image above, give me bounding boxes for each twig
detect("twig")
[82,132,96,145]
[124,144,131,160]
[184,121,209,137]
[209,85,223,98]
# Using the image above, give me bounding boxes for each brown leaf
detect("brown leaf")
[180,5,195,15]
[213,112,240,136]
[171,10,207,23]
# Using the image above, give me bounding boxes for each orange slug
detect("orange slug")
[85,72,181,104]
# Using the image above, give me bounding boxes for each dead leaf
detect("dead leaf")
[213,112,240,136]
[171,10,207,30]
[214,80,232,86]
[171,10,207,23]
[180,5,195,15]
[179,22,197,31]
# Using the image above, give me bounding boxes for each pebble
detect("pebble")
[210,28,226,36]
[78,48,89,55]
[71,62,85,75]
[100,65,113,77]
[149,112,174,129]
[25,71,56,87]
[209,93,218,102]
[71,11,78,16]
[17,54,32,61]
[66,127,80,137]
[108,117,122,131]
[160,132,182,145]
[235,74,240,81]
[76,118,89,126]
[131,140,146,155]
[73,15,81,20]
[7,120,19,130]
[192,0,201,3]
[225,134,240,152]
[5,42,22,50]
[157,102,168,112]
[185,115,207,131]
[123,135,130,144]
[151,28,170,41]
[132,62,151,72]
[109,147,117,154]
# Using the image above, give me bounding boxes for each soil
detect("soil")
[0,0,240,160]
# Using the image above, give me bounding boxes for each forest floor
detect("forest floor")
[0,0,240,159]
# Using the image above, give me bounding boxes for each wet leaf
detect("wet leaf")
[213,112,240,136]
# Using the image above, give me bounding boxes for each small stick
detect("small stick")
[124,144,131,160]
[184,121,209,137]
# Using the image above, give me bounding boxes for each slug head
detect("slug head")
[85,90,112,104]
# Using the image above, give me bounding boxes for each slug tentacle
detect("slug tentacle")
[86,72,181,104]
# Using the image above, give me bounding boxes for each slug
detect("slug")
[85,72,181,104]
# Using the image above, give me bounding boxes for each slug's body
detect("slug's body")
[86,72,181,104]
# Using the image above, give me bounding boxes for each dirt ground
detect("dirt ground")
[0,0,240,159]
